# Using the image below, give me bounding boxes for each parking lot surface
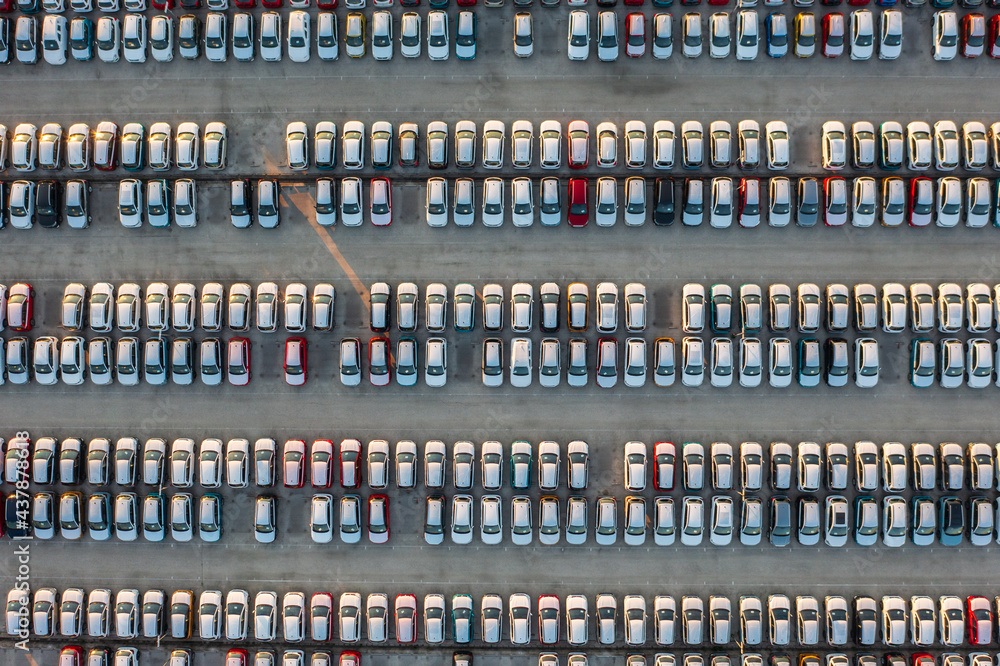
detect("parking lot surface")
[4,4,1000,663]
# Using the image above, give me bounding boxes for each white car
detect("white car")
[122,14,146,63]
[735,10,758,59]
[933,10,957,61]
[768,338,792,388]
[425,338,447,387]
[288,10,310,62]
[400,12,420,57]
[568,10,590,60]
[879,10,902,59]
[513,13,532,57]
[850,9,874,60]
[509,338,532,388]
[426,10,448,60]
[709,12,731,57]
[41,15,67,65]
[175,122,200,171]
[371,10,392,60]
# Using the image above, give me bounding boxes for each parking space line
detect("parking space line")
[282,186,371,311]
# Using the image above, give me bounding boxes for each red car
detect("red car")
[538,595,560,644]
[283,439,307,488]
[623,0,643,5]
[310,593,334,641]
[707,0,729,5]
[654,442,676,490]
[261,0,281,7]
[962,13,985,57]
[284,337,307,386]
[822,12,845,57]
[596,337,618,388]
[311,439,334,489]
[400,0,419,5]
[7,283,33,332]
[367,494,389,543]
[568,178,589,227]
[0,0,13,11]
[227,337,251,386]
[394,595,417,643]
[823,176,848,226]
[968,595,993,644]
[59,647,83,666]
[909,177,933,226]
[989,15,1000,58]
[151,0,174,8]
[567,120,590,169]
[847,0,869,4]
[368,336,391,386]
[911,655,934,666]
[339,652,360,666]
[234,0,256,6]
[340,438,361,488]
[625,13,645,56]
[316,0,336,6]
[225,650,248,666]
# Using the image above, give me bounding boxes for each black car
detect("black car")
[0,181,7,228]
[796,177,819,227]
[36,180,61,228]
[654,177,675,226]
[768,495,792,547]
[5,494,31,539]
[824,338,849,386]
[939,497,964,545]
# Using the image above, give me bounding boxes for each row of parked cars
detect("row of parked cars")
[3,335,255,385]
[418,173,1000,227]
[474,333,874,388]
[1,121,227,172]
[909,336,1000,388]
[284,119,791,171]
[567,8,903,60]
[821,120,1000,172]
[358,280,1000,336]
[58,281,336,333]
[418,489,1000,547]
[680,282,1000,334]
[36,277,1000,335]
[56,648,356,666]
[3,436,593,490]
[13,490,225,541]
[13,472,1000,547]
[14,436,996,494]
[0,0,987,13]
[14,588,1000,648]
[365,281,645,333]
